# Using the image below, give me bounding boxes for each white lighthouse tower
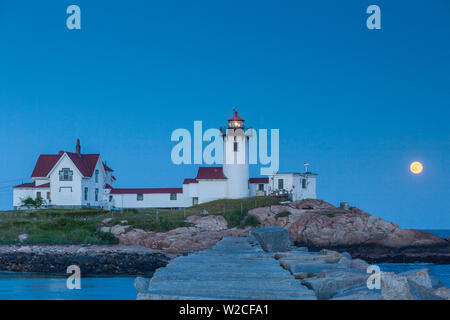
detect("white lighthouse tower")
[223,109,250,199]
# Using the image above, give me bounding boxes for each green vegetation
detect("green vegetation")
[22,196,44,209]
[275,211,291,219]
[0,196,283,245]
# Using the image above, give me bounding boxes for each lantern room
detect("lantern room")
[228,110,244,129]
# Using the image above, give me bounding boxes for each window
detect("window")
[95,170,99,183]
[36,192,41,198]
[278,179,284,190]
[46,192,50,200]
[109,195,112,202]
[84,187,88,201]
[59,168,73,181]
[258,184,264,191]
[302,179,307,189]
[233,142,238,152]
[137,194,144,201]
[170,193,177,200]
[95,188,99,202]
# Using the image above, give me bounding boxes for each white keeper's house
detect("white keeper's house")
[13,111,317,209]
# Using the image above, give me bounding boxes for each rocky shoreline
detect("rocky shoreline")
[0,245,171,275]
[248,200,450,264]
[1,199,449,275]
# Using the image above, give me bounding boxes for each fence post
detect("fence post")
[241,203,243,215]
[184,207,186,219]
[156,210,159,222]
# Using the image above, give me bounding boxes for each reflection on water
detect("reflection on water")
[0,273,136,300]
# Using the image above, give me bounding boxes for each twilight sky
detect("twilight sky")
[0,0,449,228]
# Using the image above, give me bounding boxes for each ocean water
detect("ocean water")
[0,230,448,300]
[0,273,136,300]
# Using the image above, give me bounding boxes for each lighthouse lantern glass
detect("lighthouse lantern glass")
[229,120,243,128]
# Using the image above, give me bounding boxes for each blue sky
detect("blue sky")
[0,1,449,228]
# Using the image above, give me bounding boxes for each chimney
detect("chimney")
[76,139,81,154]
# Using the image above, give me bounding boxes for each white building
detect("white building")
[13,111,317,209]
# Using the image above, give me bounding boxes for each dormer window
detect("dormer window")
[59,168,73,181]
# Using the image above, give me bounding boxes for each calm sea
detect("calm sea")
[0,230,448,300]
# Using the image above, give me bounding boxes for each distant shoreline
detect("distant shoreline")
[0,245,171,275]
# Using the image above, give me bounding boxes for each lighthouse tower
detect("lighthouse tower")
[223,110,250,199]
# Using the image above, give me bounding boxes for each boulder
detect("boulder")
[251,226,290,252]
[102,218,112,224]
[381,272,413,300]
[337,257,352,268]
[110,225,130,235]
[100,227,111,233]
[350,258,369,270]
[186,215,228,231]
[76,248,87,254]
[301,271,368,300]
[332,285,382,300]
[17,246,32,254]
[408,281,444,300]
[400,269,433,289]
[432,287,450,300]
[134,277,150,293]
[18,234,28,243]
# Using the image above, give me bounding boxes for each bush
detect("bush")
[242,215,260,227]
[94,230,119,244]
[223,210,245,228]
[275,211,291,219]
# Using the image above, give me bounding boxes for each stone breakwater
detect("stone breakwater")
[135,228,450,300]
[0,245,171,275]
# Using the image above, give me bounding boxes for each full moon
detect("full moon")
[410,161,423,174]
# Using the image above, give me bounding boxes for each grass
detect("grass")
[0,196,283,245]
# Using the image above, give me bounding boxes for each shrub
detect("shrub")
[242,215,260,227]
[275,211,291,219]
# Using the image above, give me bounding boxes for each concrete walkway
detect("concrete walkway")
[138,237,317,300]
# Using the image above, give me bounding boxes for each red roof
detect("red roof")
[110,188,183,194]
[104,184,113,189]
[196,167,227,180]
[183,178,198,184]
[14,182,50,189]
[66,153,100,177]
[31,152,100,178]
[249,177,269,184]
[103,163,114,172]
[31,154,62,177]
[228,110,244,122]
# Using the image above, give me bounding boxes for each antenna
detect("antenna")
[304,163,310,173]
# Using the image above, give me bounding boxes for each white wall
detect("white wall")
[13,188,51,207]
[81,159,106,207]
[111,192,190,208]
[196,180,227,204]
[48,154,83,206]
[249,182,269,197]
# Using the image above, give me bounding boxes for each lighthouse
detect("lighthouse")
[223,110,250,199]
